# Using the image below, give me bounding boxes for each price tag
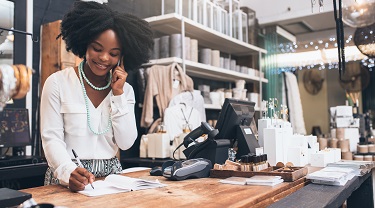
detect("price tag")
[173,80,180,89]
[244,128,252,134]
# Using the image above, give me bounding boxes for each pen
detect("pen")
[72,149,94,189]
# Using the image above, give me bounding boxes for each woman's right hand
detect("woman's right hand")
[68,167,95,192]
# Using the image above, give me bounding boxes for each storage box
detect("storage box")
[335,106,353,117]
[147,133,171,159]
[310,150,335,167]
[263,128,284,166]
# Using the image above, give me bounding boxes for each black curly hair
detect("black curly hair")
[58,1,154,71]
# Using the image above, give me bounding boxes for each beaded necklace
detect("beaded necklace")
[78,61,112,135]
[80,61,112,91]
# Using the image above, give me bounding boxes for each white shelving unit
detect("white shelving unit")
[145,13,266,56]
[143,57,268,83]
[144,13,267,112]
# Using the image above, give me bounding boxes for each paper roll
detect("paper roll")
[190,39,198,62]
[328,138,338,148]
[184,37,191,60]
[170,34,182,58]
[364,155,373,161]
[336,128,345,139]
[199,48,212,65]
[337,139,350,152]
[357,144,369,154]
[160,35,170,58]
[152,38,160,59]
[211,50,220,67]
[354,155,364,161]
[341,151,353,160]
[224,58,230,69]
[230,59,236,70]
[368,144,375,153]
[318,138,328,150]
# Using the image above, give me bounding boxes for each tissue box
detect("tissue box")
[147,133,170,159]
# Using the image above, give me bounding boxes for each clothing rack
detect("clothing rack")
[0,27,39,42]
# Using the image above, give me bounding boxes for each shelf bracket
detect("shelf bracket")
[0,27,39,42]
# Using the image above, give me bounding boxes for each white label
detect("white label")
[173,80,180,89]
[255,147,264,156]
[244,128,252,134]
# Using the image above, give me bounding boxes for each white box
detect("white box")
[336,106,353,117]
[344,128,360,152]
[139,135,148,158]
[263,128,284,166]
[306,135,318,148]
[282,126,293,163]
[336,117,356,128]
[287,146,308,166]
[147,133,171,159]
[328,148,342,162]
[310,150,335,167]
[307,143,319,164]
[258,118,272,148]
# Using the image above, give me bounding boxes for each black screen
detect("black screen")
[0,108,31,148]
[215,98,255,144]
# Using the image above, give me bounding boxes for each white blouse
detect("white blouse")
[40,67,137,185]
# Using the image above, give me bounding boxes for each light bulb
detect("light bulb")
[342,0,375,28]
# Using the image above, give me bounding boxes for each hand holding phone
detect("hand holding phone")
[111,57,127,96]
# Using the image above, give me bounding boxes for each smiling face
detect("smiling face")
[85,29,122,77]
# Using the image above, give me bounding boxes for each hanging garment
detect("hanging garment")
[164,103,202,141]
[168,90,206,121]
[284,72,307,135]
[141,63,194,128]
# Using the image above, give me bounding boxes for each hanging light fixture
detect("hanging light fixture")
[354,23,375,57]
[342,0,375,28]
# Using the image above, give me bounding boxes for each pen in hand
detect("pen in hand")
[72,149,94,189]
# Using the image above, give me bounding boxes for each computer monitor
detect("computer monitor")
[0,108,31,148]
[215,98,259,158]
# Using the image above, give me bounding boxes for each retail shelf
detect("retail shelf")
[145,13,267,56]
[143,57,268,83]
[204,103,222,110]
[204,103,260,111]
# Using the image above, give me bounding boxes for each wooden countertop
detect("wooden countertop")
[21,170,308,208]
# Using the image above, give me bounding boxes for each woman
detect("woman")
[40,1,153,192]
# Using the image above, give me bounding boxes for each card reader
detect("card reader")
[162,158,212,181]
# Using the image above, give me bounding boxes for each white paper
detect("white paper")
[78,174,166,197]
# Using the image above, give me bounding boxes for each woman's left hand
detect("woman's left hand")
[111,61,127,96]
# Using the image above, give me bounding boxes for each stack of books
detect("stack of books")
[219,176,284,186]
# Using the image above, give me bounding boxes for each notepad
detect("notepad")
[78,174,166,197]
[246,176,284,186]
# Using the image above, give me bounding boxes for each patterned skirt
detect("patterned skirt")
[44,157,122,185]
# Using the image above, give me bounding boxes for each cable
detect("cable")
[172,142,184,160]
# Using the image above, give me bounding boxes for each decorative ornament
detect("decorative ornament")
[342,0,375,28]
[354,23,375,57]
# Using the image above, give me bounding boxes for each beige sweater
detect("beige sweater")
[141,63,194,128]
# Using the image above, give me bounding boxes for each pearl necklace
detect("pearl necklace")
[80,61,112,91]
[78,61,112,135]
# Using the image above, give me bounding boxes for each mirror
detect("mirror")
[0,0,14,65]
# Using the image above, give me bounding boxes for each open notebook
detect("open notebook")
[78,174,166,197]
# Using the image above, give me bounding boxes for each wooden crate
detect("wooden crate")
[210,166,308,182]
[40,20,80,91]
